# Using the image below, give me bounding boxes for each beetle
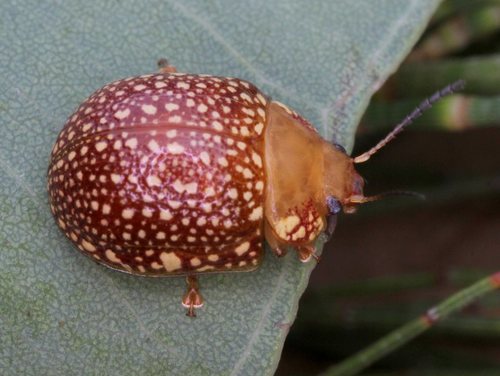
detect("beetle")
[47,60,464,316]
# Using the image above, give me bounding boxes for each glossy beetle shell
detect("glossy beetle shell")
[48,73,269,275]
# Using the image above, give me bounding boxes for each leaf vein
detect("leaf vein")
[165,0,318,111]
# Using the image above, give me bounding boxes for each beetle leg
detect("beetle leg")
[182,275,204,317]
[265,221,288,257]
[297,245,320,263]
[157,58,177,73]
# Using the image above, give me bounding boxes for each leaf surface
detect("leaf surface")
[0,1,439,375]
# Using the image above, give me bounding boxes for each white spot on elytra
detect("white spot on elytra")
[240,92,252,102]
[160,252,182,272]
[168,115,182,123]
[142,104,157,115]
[147,175,162,187]
[165,103,179,111]
[190,258,201,267]
[111,174,121,184]
[235,242,250,256]
[176,81,190,90]
[95,141,107,152]
[242,168,254,179]
[217,157,228,167]
[208,254,219,261]
[122,208,135,219]
[228,188,238,199]
[212,121,223,131]
[197,103,208,113]
[252,153,262,167]
[168,200,182,209]
[254,123,264,135]
[142,208,153,218]
[125,138,138,149]
[199,151,210,165]
[172,179,197,194]
[167,142,185,154]
[240,127,250,136]
[105,249,121,263]
[205,187,215,197]
[82,239,96,252]
[249,207,262,221]
[102,204,111,214]
[114,108,130,119]
[148,139,160,152]
[160,208,173,220]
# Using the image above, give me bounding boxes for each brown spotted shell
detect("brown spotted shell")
[48,73,268,276]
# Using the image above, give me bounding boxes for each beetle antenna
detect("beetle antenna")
[353,80,466,164]
[348,190,426,204]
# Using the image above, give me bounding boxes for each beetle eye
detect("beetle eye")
[326,195,342,215]
[333,143,346,154]
[352,175,365,196]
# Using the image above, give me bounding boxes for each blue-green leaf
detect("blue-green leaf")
[0,1,439,375]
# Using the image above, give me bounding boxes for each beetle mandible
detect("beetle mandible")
[47,60,464,316]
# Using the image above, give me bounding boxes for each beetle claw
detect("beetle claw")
[182,275,204,317]
[298,245,320,264]
[157,58,177,73]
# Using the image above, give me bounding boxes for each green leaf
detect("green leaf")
[0,1,439,375]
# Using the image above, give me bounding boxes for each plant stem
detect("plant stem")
[362,95,500,132]
[319,272,500,376]
[408,5,500,61]
[380,54,500,97]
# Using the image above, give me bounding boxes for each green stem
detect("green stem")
[301,309,500,340]
[381,54,500,97]
[319,272,500,376]
[362,95,500,132]
[408,5,500,61]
